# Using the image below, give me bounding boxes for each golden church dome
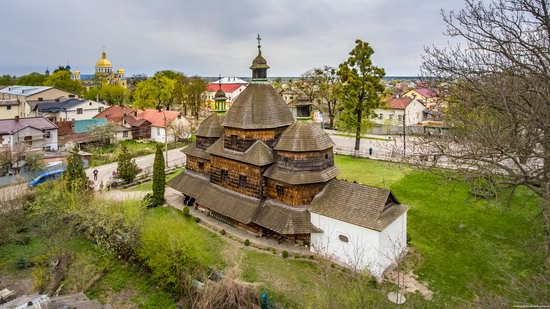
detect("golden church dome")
[95,51,112,68]
[117,68,125,74]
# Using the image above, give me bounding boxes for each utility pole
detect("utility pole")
[163,110,168,167]
[402,110,406,158]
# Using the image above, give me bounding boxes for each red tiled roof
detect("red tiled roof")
[206,83,243,93]
[139,109,186,127]
[414,88,437,98]
[386,98,414,110]
[123,114,150,127]
[94,106,138,123]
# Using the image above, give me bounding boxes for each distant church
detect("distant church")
[168,36,409,277]
[70,49,127,88]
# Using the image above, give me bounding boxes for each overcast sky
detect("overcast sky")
[1,0,465,77]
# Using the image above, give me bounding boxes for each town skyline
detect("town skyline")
[2,0,464,77]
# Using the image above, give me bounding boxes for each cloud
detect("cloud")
[0,0,465,77]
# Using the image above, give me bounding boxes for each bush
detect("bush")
[15,235,31,245]
[151,144,166,207]
[309,255,315,260]
[142,193,156,208]
[15,256,32,269]
[182,206,190,216]
[117,144,141,183]
[194,217,201,223]
[244,239,250,246]
[271,248,277,255]
[220,229,226,235]
[282,250,288,258]
[407,233,412,244]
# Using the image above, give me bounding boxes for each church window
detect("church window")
[338,235,349,243]
[6,106,11,110]
[276,185,284,197]
[325,153,329,160]
[239,175,247,188]
[221,169,228,182]
[231,135,237,147]
[198,161,204,170]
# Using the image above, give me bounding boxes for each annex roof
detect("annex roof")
[386,97,415,110]
[0,86,52,97]
[139,109,188,127]
[206,138,275,166]
[308,179,408,231]
[253,199,322,235]
[222,83,295,129]
[94,106,138,123]
[275,122,335,152]
[0,116,57,135]
[181,143,210,160]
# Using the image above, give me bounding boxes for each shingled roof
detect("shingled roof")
[207,138,275,166]
[253,199,322,235]
[196,113,224,138]
[308,179,408,231]
[167,171,260,223]
[181,143,210,160]
[222,83,295,129]
[264,165,339,185]
[275,122,335,152]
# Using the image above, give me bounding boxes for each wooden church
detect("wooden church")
[168,37,408,276]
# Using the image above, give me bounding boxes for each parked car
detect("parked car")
[28,169,64,189]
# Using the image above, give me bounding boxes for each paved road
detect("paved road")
[87,147,186,190]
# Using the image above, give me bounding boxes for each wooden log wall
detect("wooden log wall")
[196,136,218,150]
[223,127,287,152]
[276,148,335,172]
[265,178,326,206]
[186,155,211,175]
[209,155,265,198]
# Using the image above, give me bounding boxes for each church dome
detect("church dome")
[222,83,294,129]
[250,54,270,70]
[196,113,224,138]
[275,122,335,152]
[214,88,227,100]
[96,51,112,68]
[117,68,125,74]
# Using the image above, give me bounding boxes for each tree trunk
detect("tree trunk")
[354,108,362,157]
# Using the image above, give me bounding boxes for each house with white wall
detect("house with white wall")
[0,116,58,152]
[139,109,192,143]
[33,99,108,122]
[373,97,425,127]
[308,180,408,277]
[0,86,77,119]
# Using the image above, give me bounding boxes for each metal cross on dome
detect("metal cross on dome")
[257,34,262,51]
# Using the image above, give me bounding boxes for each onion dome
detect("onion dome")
[222,83,294,129]
[65,64,71,70]
[117,68,125,74]
[214,88,227,101]
[275,122,335,152]
[250,34,269,82]
[196,113,224,138]
[96,51,112,68]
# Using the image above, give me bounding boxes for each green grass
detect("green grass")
[333,133,392,141]
[128,169,183,191]
[86,140,188,167]
[335,155,545,303]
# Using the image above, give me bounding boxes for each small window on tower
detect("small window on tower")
[276,185,284,197]
[231,135,237,147]
[221,169,228,182]
[239,175,247,188]
[198,161,204,170]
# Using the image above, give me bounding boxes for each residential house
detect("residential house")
[93,105,138,123]
[373,97,426,126]
[205,77,247,110]
[33,99,108,122]
[0,100,19,119]
[403,88,437,105]
[57,118,109,148]
[139,109,192,143]
[0,116,58,152]
[0,86,77,119]
[168,41,407,277]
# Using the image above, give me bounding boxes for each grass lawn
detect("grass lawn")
[335,155,545,303]
[86,140,189,167]
[333,133,392,141]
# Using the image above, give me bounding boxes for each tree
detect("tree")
[84,86,101,101]
[0,74,15,86]
[420,0,550,259]
[133,73,175,110]
[100,84,128,106]
[117,144,140,183]
[185,76,207,120]
[89,123,116,145]
[26,152,46,172]
[172,72,190,115]
[151,144,165,206]
[43,70,82,94]
[336,40,385,156]
[16,72,45,86]
[316,66,340,129]
[63,147,88,191]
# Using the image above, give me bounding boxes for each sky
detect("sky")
[1,0,465,77]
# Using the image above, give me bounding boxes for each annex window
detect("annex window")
[44,131,51,138]
[123,131,128,138]
[77,108,83,114]
[398,115,403,122]
[276,185,284,197]
[221,169,228,182]
[338,235,349,243]
[239,175,247,188]
[198,161,204,170]
[6,106,11,110]
[98,107,103,113]
[231,135,238,147]
[378,113,383,120]
[389,114,394,120]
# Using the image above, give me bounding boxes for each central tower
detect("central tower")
[250,34,270,82]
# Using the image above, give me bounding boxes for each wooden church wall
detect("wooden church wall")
[223,127,287,151]
[264,178,326,206]
[276,148,335,172]
[209,155,266,198]
[186,155,212,175]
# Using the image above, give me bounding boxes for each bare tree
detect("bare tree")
[421,0,550,256]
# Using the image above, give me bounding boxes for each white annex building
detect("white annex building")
[373,97,426,127]
[308,180,408,277]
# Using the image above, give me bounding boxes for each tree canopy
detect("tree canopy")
[16,72,45,86]
[43,70,82,94]
[133,73,176,110]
